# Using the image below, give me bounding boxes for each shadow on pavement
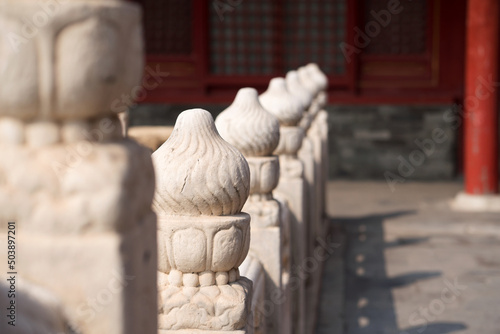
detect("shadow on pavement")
[316,211,468,334]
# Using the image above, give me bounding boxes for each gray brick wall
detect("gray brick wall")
[327,105,457,180]
[129,104,228,127]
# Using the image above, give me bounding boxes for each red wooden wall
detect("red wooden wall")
[134,0,467,104]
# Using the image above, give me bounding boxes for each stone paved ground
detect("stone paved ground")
[316,181,500,334]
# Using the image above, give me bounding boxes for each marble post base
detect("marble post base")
[0,139,157,334]
[158,277,253,332]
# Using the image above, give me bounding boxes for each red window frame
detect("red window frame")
[136,0,466,105]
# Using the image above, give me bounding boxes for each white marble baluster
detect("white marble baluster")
[306,63,330,239]
[287,69,321,334]
[296,65,331,334]
[286,71,317,248]
[216,87,292,334]
[0,1,157,333]
[259,78,306,334]
[153,109,253,333]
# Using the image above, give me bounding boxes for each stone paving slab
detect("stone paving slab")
[316,181,500,334]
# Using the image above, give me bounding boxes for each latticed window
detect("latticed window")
[363,0,427,55]
[141,0,193,55]
[134,0,464,104]
[284,0,347,75]
[210,0,275,75]
[209,0,347,76]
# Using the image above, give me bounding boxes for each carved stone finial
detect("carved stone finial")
[304,64,328,110]
[259,78,305,177]
[259,78,303,126]
[306,63,329,91]
[286,70,313,111]
[217,88,282,228]
[153,108,250,216]
[215,87,280,157]
[297,66,323,122]
[298,66,321,97]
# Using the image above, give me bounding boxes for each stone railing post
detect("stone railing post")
[297,66,322,239]
[259,78,306,334]
[286,70,320,334]
[301,64,329,239]
[296,65,330,333]
[0,1,157,333]
[286,71,313,131]
[216,88,292,334]
[306,64,330,237]
[152,109,253,333]
[286,70,317,252]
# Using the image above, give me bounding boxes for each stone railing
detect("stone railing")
[295,65,330,334]
[259,76,307,334]
[215,88,292,334]
[0,0,329,331]
[150,64,329,334]
[258,65,329,334]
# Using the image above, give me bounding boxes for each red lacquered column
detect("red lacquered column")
[464,0,499,194]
